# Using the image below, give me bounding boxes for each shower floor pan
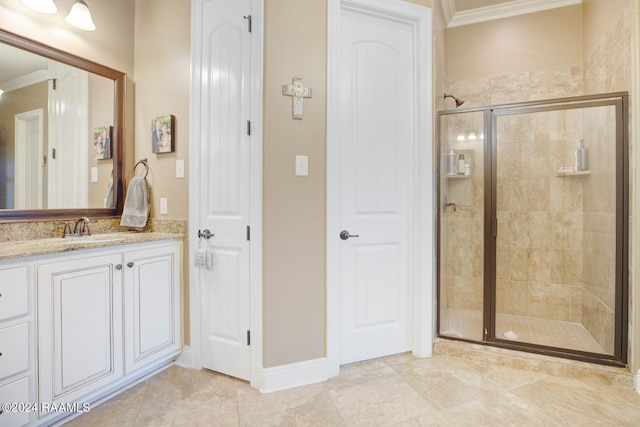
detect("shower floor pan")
[440,309,605,354]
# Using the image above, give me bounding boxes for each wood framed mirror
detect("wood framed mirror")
[0,28,125,220]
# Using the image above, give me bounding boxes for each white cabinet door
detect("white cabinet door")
[124,243,181,373]
[37,254,123,411]
[0,376,31,427]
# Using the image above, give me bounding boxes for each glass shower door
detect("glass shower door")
[438,111,485,341]
[493,101,623,358]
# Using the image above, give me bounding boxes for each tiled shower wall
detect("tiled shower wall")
[495,108,586,325]
[444,68,584,318]
[581,0,632,353]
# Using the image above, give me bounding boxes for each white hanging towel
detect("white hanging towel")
[120,176,150,230]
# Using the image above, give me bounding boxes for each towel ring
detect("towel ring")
[134,159,149,178]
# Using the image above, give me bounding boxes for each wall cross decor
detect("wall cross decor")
[282,77,312,120]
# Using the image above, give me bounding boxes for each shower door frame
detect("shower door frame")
[436,92,629,367]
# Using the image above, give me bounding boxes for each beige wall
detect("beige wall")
[433,0,448,111]
[133,0,191,342]
[0,0,135,76]
[583,0,628,57]
[88,75,117,208]
[446,5,583,83]
[262,0,328,367]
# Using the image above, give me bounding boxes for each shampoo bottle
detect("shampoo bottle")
[457,154,465,175]
[447,147,457,175]
[576,139,588,171]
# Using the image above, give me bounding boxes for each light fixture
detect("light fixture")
[456,133,465,142]
[468,132,477,140]
[0,89,3,101]
[22,0,57,14]
[65,0,96,31]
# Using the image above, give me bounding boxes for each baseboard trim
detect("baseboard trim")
[174,345,193,368]
[258,357,328,393]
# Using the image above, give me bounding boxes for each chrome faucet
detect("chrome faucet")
[56,221,73,238]
[73,217,92,236]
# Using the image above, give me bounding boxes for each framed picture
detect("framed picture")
[93,126,112,159]
[151,114,175,154]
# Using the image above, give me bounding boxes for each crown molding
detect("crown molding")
[440,0,456,25]
[0,69,49,92]
[445,0,582,28]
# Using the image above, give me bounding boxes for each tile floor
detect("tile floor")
[64,340,640,426]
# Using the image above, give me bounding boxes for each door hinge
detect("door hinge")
[247,120,251,136]
[243,15,252,33]
[247,330,251,345]
[246,225,250,241]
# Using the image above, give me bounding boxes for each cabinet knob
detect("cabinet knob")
[127,262,134,268]
[115,264,123,270]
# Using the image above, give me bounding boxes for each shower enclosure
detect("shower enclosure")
[437,93,628,365]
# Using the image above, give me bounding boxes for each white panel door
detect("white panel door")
[14,109,43,209]
[197,0,252,380]
[336,7,416,364]
[47,61,88,208]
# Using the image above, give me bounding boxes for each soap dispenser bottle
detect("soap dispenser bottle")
[447,146,457,175]
[457,154,466,175]
[576,139,588,171]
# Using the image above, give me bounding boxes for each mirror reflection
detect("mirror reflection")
[0,41,115,210]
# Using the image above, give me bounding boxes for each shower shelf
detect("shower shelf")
[553,170,591,177]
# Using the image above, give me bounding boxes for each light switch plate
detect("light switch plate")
[91,167,98,183]
[176,159,185,179]
[160,197,168,215]
[295,155,308,176]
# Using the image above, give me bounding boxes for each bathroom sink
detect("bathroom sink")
[60,235,126,244]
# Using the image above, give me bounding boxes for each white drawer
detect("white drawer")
[0,267,29,322]
[0,376,31,427]
[0,323,30,382]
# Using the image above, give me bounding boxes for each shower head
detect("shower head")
[444,93,465,108]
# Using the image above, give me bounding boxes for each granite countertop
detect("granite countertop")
[0,231,184,261]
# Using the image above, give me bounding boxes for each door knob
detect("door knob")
[198,229,214,240]
[339,230,359,240]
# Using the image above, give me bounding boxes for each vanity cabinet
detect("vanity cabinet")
[32,239,182,426]
[0,264,35,427]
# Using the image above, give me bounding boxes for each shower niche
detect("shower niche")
[436,93,628,365]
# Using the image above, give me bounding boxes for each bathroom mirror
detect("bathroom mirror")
[0,29,124,220]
